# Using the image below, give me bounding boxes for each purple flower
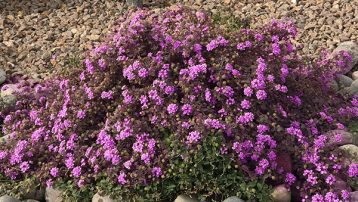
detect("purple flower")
[98,59,106,70]
[240,99,251,109]
[285,173,296,186]
[72,166,81,178]
[77,110,86,119]
[256,90,267,100]
[20,161,30,173]
[50,167,59,177]
[348,163,358,177]
[152,167,162,177]
[167,103,178,115]
[101,90,113,99]
[186,131,201,144]
[272,43,281,55]
[237,112,254,125]
[243,87,253,97]
[164,86,175,95]
[118,172,127,185]
[181,104,192,115]
[138,68,148,78]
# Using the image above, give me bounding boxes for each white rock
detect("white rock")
[271,185,291,202]
[174,194,200,202]
[223,196,245,202]
[291,0,297,5]
[45,188,62,202]
[0,195,21,202]
[92,193,115,202]
[0,84,17,106]
[352,71,358,80]
[0,69,6,85]
[339,144,358,162]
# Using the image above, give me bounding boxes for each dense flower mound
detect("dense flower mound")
[0,5,357,201]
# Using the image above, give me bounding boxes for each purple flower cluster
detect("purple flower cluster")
[0,6,356,201]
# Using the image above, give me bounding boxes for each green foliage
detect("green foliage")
[93,133,272,202]
[0,175,40,200]
[211,11,249,31]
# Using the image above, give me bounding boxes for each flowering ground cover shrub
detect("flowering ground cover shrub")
[0,5,357,201]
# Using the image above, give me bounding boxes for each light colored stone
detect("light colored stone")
[0,84,18,106]
[223,196,245,202]
[332,41,358,74]
[0,69,6,85]
[0,195,21,202]
[86,35,100,41]
[336,74,353,87]
[45,188,62,202]
[339,144,358,162]
[350,191,358,202]
[291,0,297,5]
[352,71,358,80]
[174,194,200,202]
[271,185,291,202]
[351,79,358,92]
[92,193,115,202]
[126,0,143,7]
[23,200,40,202]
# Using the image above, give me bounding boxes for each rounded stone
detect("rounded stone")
[332,41,358,74]
[271,185,291,202]
[350,191,358,202]
[351,79,358,91]
[0,195,21,202]
[329,80,339,91]
[223,196,245,202]
[174,194,200,202]
[0,84,18,106]
[92,193,115,202]
[0,69,6,85]
[353,71,358,80]
[45,188,62,202]
[325,130,353,147]
[336,74,353,87]
[339,144,358,162]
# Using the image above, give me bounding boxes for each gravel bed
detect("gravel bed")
[0,0,357,79]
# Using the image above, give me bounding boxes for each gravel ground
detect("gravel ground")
[0,0,357,80]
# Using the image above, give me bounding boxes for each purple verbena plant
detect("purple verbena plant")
[0,5,357,201]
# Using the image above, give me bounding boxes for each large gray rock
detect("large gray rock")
[23,188,45,201]
[325,130,354,147]
[222,196,245,202]
[0,195,21,202]
[0,69,6,85]
[271,185,291,202]
[329,80,339,91]
[336,74,353,87]
[174,195,200,202]
[22,200,40,202]
[332,41,358,74]
[45,188,62,202]
[92,193,115,202]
